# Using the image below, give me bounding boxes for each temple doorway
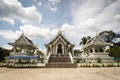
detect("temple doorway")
[57,44,62,55]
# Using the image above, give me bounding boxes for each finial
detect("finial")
[21,30,25,36]
[95,31,99,37]
[22,30,23,33]
[58,29,62,34]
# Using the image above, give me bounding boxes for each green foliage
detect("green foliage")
[80,30,118,45]
[99,30,116,43]
[0,47,10,62]
[107,42,120,59]
[36,50,44,57]
[79,36,91,45]
[96,57,102,63]
[74,49,82,57]
[36,50,45,63]
[75,58,82,63]
[116,34,120,38]
[77,63,120,68]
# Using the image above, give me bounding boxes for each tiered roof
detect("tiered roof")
[45,30,74,47]
[8,32,37,49]
[83,34,111,48]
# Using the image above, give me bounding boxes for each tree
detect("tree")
[0,47,10,62]
[99,30,116,43]
[107,42,120,59]
[36,50,45,63]
[96,57,101,63]
[74,49,82,57]
[79,36,91,45]
[116,34,120,38]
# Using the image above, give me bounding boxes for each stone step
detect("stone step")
[46,53,76,68]
[49,57,71,62]
[45,63,77,68]
[50,54,69,57]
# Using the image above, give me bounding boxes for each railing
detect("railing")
[89,52,109,55]
[46,52,52,63]
[69,53,74,63]
[10,52,29,55]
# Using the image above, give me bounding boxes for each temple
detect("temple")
[45,31,74,56]
[7,32,38,64]
[45,31,77,68]
[81,34,113,63]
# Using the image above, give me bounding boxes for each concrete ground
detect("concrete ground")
[0,67,120,80]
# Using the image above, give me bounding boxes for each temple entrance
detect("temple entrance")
[57,44,62,55]
[45,31,76,68]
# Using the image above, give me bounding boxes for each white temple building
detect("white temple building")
[45,31,76,68]
[81,34,113,63]
[7,32,38,63]
[45,31,74,56]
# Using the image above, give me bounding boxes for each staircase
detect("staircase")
[45,54,77,68]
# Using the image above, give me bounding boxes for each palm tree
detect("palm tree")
[79,36,91,45]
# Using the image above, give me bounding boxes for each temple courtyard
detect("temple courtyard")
[0,67,120,80]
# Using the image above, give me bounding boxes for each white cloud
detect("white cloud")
[113,14,120,21]
[0,24,59,41]
[0,18,15,25]
[71,0,109,23]
[64,0,120,45]
[60,23,81,47]
[114,38,120,43]
[33,0,37,2]
[50,7,57,12]
[57,0,120,48]
[50,29,59,37]
[48,0,60,4]
[48,0,60,11]
[0,0,42,25]
[61,23,74,34]
[37,2,42,6]
[20,25,50,39]
[95,0,120,24]
[1,0,120,50]
[0,30,21,40]
[3,45,13,49]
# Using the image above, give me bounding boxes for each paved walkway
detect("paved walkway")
[0,68,120,80]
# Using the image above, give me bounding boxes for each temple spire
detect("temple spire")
[95,33,99,37]
[58,29,62,34]
[22,30,24,35]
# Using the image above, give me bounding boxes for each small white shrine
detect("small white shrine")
[81,34,113,63]
[7,32,38,63]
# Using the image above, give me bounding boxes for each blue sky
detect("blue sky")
[0,0,120,52]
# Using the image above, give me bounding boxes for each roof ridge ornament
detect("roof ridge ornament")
[21,30,25,36]
[58,29,62,34]
[95,31,99,37]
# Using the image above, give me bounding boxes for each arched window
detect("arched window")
[57,44,62,54]
[95,48,98,52]
[100,48,104,52]
[90,49,93,53]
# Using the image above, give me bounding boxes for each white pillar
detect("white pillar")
[64,45,66,54]
[92,47,95,53]
[62,45,64,54]
[50,45,52,53]
[103,47,106,52]
[72,47,74,57]
[22,49,24,53]
[56,44,57,54]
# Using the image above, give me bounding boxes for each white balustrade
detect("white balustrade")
[46,52,52,63]
[69,53,74,63]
